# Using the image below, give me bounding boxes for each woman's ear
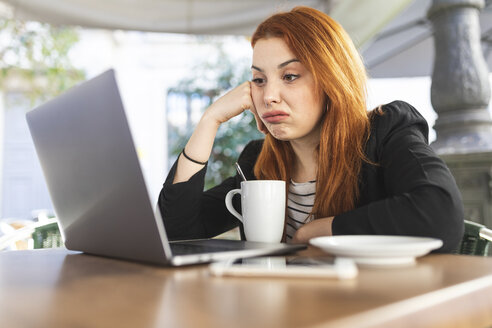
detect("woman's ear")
[325,95,331,113]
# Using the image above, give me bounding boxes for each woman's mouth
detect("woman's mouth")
[261,111,289,123]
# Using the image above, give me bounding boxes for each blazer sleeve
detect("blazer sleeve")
[157,140,263,240]
[332,101,464,252]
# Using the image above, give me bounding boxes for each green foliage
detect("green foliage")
[0,18,85,103]
[168,40,263,189]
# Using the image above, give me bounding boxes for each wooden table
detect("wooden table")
[1,247,492,328]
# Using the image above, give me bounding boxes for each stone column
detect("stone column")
[428,0,492,227]
[428,0,492,154]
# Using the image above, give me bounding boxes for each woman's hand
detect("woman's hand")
[204,81,254,124]
[203,81,268,134]
[173,81,266,184]
[248,95,267,134]
[291,216,335,244]
[250,105,268,134]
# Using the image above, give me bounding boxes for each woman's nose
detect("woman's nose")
[263,81,280,107]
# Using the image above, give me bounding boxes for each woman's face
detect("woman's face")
[251,37,325,143]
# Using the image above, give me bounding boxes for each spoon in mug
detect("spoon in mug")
[235,162,247,181]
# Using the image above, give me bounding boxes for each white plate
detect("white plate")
[309,235,443,267]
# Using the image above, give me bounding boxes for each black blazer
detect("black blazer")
[158,101,464,252]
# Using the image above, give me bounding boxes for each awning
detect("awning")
[1,0,413,48]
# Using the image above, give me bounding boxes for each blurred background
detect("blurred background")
[0,0,491,249]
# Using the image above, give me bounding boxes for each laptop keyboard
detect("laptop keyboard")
[169,240,242,255]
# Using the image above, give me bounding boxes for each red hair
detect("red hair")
[252,6,370,218]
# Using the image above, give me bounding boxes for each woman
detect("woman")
[158,6,464,252]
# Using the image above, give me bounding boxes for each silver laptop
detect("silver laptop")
[26,69,304,266]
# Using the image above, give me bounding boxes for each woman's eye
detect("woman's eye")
[283,74,300,82]
[252,78,265,85]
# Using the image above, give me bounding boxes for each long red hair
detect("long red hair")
[252,6,370,218]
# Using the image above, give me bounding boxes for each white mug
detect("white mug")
[225,180,286,243]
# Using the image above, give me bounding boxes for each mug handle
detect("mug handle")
[225,189,243,223]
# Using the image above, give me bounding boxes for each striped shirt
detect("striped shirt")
[286,180,316,243]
